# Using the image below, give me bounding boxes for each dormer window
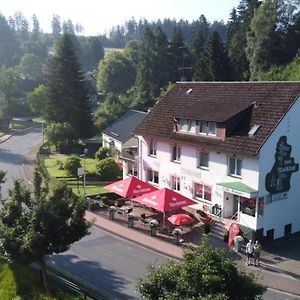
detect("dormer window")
[179,119,196,133]
[200,121,216,136]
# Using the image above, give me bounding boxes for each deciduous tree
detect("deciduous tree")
[137,239,266,300]
[97,51,135,95]
[0,170,90,294]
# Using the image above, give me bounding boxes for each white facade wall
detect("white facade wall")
[138,136,260,230]
[102,133,122,153]
[258,96,300,239]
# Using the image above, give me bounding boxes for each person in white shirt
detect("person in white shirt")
[246,239,254,266]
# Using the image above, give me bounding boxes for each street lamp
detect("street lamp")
[80,154,86,198]
[80,148,88,198]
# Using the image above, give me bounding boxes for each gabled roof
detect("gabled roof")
[134,82,300,156]
[103,110,147,143]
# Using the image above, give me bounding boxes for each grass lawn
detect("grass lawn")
[44,155,108,196]
[10,119,35,129]
[0,262,81,300]
[70,183,108,196]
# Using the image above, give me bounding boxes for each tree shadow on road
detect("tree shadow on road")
[46,253,139,300]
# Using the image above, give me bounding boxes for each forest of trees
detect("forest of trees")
[1,0,300,135]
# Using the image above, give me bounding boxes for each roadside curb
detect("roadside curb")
[0,134,12,143]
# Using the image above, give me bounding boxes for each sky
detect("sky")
[0,0,241,36]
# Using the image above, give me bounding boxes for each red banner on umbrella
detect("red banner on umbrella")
[133,188,198,212]
[105,177,157,198]
[168,214,194,226]
[228,223,240,247]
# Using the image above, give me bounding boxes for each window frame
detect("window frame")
[228,156,242,177]
[197,151,209,169]
[171,145,181,163]
[171,176,181,191]
[147,169,159,185]
[179,119,196,133]
[199,120,217,136]
[193,183,212,202]
[149,140,157,157]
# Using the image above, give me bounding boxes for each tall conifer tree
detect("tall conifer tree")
[193,31,232,81]
[246,0,278,80]
[46,33,94,140]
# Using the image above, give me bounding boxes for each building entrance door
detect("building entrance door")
[233,195,239,217]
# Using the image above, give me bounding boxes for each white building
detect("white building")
[134,82,300,242]
[102,110,147,177]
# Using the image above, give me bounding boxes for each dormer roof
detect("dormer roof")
[134,81,300,156]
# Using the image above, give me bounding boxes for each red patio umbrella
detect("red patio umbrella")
[104,176,158,198]
[133,188,198,226]
[167,214,194,226]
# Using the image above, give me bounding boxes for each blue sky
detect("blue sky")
[0,0,241,36]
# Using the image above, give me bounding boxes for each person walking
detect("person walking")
[246,239,254,266]
[253,240,261,267]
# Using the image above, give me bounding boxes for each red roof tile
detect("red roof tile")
[134,82,300,156]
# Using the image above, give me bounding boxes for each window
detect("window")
[188,120,196,133]
[171,176,180,191]
[240,197,256,217]
[179,119,188,131]
[194,183,211,201]
[197,151,209,169]
[200,121,216,136]
[172,145,181,162]
[208,122,216,135]
[228,157,242,176]
[149,140,157,156]
[147,169,159,185]
[179,119,196,133]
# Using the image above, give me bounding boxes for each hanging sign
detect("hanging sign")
[265,136,298,194]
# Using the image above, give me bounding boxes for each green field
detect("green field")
[0,262,81,300]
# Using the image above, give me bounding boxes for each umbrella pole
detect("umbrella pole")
[163,212,165,228]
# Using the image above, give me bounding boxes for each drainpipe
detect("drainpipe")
[138,137,142,180]
[237,196,241,223]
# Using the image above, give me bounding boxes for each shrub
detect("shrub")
[88,201,101,211]
[95,158,119,180]
[64,156,81,176]
[95,146,109,160]
[56,160,64,170]
[101,196,113,206]
[204,222,210,234]
[224,229,229,242]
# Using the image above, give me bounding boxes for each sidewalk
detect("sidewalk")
[86,210,300,297]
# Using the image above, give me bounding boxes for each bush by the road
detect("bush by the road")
[96,158,119,181]
[64,156,81,176]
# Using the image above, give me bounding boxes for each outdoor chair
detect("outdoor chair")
[139,214,149,225]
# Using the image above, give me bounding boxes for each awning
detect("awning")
[216,182,258,198]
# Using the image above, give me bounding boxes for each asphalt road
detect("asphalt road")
[0,126,42,198]
[264,289,300,300]
[46,226,170,300]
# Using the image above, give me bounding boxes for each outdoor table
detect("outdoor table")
[117,205,133,215]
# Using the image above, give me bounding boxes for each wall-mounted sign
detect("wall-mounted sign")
[265,136,299,194]
[180,167,202,179]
